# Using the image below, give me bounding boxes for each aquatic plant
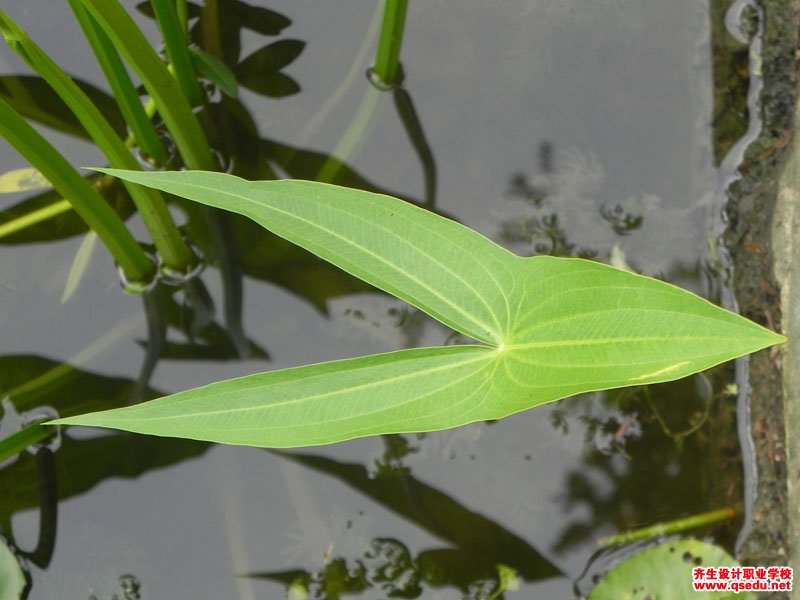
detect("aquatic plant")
[52,170,785,447]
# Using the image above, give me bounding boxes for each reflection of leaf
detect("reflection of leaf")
[279,452,561,582]
[61,231,98,304]
[135,280,268,362]
[229,217,375,312]
[0,167,50,193]
[0,355,160,419]
[235,40,304,97]
[177,194,373,313]
[0,356,208,530]
[0,433,208,531]
[149,339,268,361]
[225,0,291,36]
[0,179,134,245]
[0,75,126,140]
[588,539,754,599]
[147,0,291,64]
[254,559,367,600]
[238,39,304,72]
[416,548,513,591]
[262,140,418,203]
[140,0,291,35]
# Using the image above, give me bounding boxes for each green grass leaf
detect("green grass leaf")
[51,170,786,448]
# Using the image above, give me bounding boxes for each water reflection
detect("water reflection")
[547,376,740,557]
[250,444,561,598]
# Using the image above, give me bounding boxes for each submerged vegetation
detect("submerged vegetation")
[0,0,786,598]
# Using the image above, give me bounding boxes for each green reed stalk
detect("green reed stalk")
[0,99,154,282]
[598,507,738,547]
[78,0,215,171]
[199,0,222,61]
[67,0,167,163]
[0,9,195,272]
[372,0,408,87]
[0,424,54,464]
[176,0,189,40]
[149,0,202,106]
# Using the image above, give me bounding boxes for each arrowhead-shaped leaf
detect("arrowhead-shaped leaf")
[52,170,785,447]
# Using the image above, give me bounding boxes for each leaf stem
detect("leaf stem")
[598,507,738,547]
[68,0,167,163]
[79,0,216,171]
[149,0,203,106]
[176,0,189,40]
[372,0,408,88]
[0,424,54,464]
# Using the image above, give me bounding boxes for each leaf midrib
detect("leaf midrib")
[507,334,762,351]
[102,347,500,421]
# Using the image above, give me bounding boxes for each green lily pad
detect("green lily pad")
[0,537,26,599]
[589,539,757,600]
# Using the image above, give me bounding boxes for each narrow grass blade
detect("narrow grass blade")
[0,423,54,464]
[68,0,167,162]
[189,46,238,98]
[0,100,153,282]
[149,0,203,106]
[0,8,194,272]
[79,0,215,171]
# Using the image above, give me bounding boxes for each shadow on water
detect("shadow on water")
[0,0,769,597]
[250,446,561,597]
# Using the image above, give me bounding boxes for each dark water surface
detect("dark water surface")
[0,0,759,597]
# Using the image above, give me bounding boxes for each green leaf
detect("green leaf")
[588,539,756,599]
[189,46,238,98]
[0,537,25,600]
[56,346,499,447]
[51,171,785,448]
